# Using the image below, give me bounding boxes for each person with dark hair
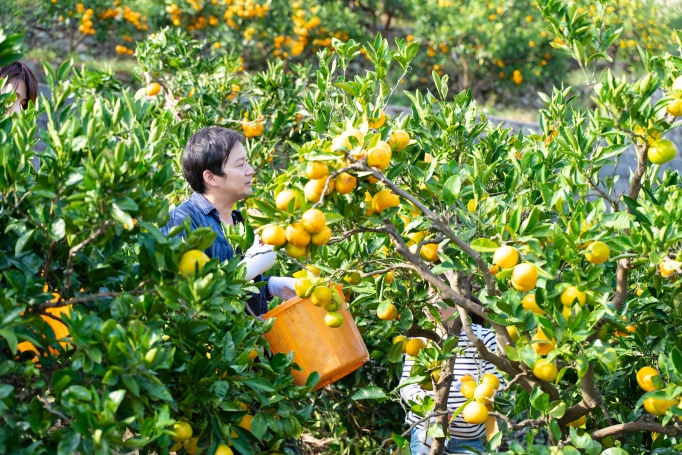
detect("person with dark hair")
[400,295,502,455]
[161,127,297,317]
[1,60,38,115]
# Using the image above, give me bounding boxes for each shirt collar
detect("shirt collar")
[191,192,218,216]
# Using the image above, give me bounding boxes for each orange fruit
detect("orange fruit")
[532,328,555,356]
[493,245,519,269]
[304,180,322,202]
[511,263,538,292]
[261,225,286,246]
[146,82,161,96]
[275,189,299,211]
[644,397,678,416]
[567,415,586,427]
[242,121,264,138]
[377,302,398,320]
[473,383,495,403]
[667,99,682,117]
[343,128,365,146]
[481,373,500,390]
[335,172,357,194]
[460,380,476,399]
[636,366,662,392]
[393,335,408,353]
[419,243,439,262]
[460,374,476,382]
[310,286,332,307]
[533,359,558,381]
[560,286,586,307]
[343,271,362,285]
[372,189,400,213]
[171,421,193,442]
[179,250,210,277]
[364,192,375,215]
[405,338,426,356]
[388,130,410,151]
[284,242,307,258]
[521,294,545,316]
[286,222,311,246]
[311,177,334,195]
[660,262,676,278]
[301,209,327,234]
[215,444,234,455]
[648,139,677,165]
[366,109,386,128]
[239,414,253,432]
[305,161,328,179]
[506,325,520,342]
[367,146,391,170]
[183,437,199,454]
[585,241,610,264]
[311,226,332,246]
[325,311,344,328]
[385,271,394,284]
[462,401,488,424]
[294,278,314,298]
[248,349,258,360]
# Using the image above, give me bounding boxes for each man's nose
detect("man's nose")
[245,163,255,175]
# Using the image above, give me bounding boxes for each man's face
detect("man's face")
[206,142,255,200]
[2,78,28,116]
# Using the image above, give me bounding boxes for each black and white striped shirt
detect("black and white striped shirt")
[399,324,503,440]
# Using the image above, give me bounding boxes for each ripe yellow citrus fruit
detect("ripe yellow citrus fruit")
[248,349,258,360]
[372,189,400,213]
[377,303,398,320]
[532,328,555,356]
[393,335,408,353]
[367,146,391,170]
[493,245,519,269]
[420,379,434,391]
[331,135,352,152]
[460,374,475,382]
[312,177,334,195]
[170,441,183,452]
[311,286,332,307]
[242,121,264,138]
[462,401,488,424]
[636,366,661,392]
[419,243,439,262]
[388,130,410,151]
[146,82,161,96]
[311,226,332,246]
[406,230,427,244]
[179,250,210,277]
[325,311,344,328]
[585,241,610,264]
[644,397,677,416]
[405,338,426,357]
[521,294,545,316]
[533,359,558,381]
[304,180,322,202]
[385,271,394,284]
[294,278,314,298]
[560,286,587,307]
[344,128,365,146]
[171,421,193,442]
[239,414,253,431]
[343,271,362,285]
[481,373,500,390]
[473,383,495,403]
[335,172,357,194]
[507,325,520,342]
[467,199,477,213]
[261,225,286,246]
[301,209,327,234]
[562,306,571,320]
[275,189,299,211]
[215,444,234,455]
[286,222,311,246]
[460,380,476,399]
[648,139,677,165]
[305,161,328,179]
[511,263,538,292]
[567,415,586,428]
[285,242,307,258]
[660,262,676,278]
[366,110,386,128]
[432,369,442,383]
[667,99,682,117]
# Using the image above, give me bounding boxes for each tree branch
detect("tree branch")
[591,419,682,440]
[488,412,546,431]
[62,223,111,295]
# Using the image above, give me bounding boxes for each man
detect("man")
[162,126,296,315]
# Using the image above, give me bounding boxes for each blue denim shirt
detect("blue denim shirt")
[161,192,270,315]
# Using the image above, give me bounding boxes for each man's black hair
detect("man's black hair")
[182,127,244,194]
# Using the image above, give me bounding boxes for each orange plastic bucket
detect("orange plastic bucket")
[263,290,369,391]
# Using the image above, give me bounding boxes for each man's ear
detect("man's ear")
[203,170,217,189]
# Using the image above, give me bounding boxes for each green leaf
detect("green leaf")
[529,386,549,411]
[0,329,17,355]
[470,238,500,253]
[351,386,387,401]
[443,175,461,206]
[243,378,275,393]
[15,229,34,256]
[250,413,267,440]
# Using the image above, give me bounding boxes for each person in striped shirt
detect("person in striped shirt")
[400,309,503,455]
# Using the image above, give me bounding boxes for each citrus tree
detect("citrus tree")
[248,1,682,454]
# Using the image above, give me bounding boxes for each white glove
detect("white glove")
[240,235,277,281]
[268,277,298,300]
